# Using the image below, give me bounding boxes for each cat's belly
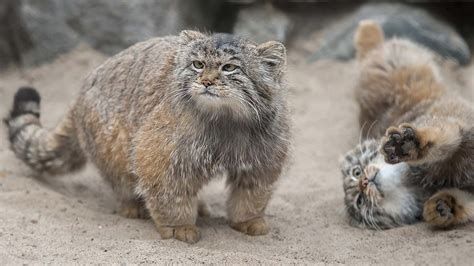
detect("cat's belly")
[374,162,421,219]
[377,162,410,191]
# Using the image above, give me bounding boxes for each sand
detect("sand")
[0,41,473,264]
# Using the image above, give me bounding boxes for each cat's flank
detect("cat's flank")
[341,20,474,229]
[5,31,290,243]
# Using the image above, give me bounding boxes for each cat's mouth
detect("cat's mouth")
[371,170,382,188]
[192,85,225,99]
[200,90,219,97]
[362,166,384,199]
[367,173,384,198]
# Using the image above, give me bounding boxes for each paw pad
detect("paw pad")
[382,125,420,164]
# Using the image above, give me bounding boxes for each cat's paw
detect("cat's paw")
[382,124,420,164]
[423,193,458,228]
[231,217,269,236]
[158,224,200,244]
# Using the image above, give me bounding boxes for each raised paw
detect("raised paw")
[382,124,420,164]
[158,224,200,244]
[231,217,269,236]
[423,193,458,228]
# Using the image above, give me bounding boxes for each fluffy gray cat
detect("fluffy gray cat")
[5,31,290,243]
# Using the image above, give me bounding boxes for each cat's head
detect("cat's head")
[173,31,286,122]
[340,139,422,229]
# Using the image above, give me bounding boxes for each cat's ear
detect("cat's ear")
[180,30,206,44]
[256,41,286,71]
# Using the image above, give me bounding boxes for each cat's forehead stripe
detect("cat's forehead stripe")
[189,35,247,59]
[213,34,240,48]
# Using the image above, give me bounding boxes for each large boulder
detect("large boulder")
[311,3,471,65]
[19,0,80,66]
[60,0,222,55]
[0,0,31,68]
[14,0,225,66]
[233,3,291,44]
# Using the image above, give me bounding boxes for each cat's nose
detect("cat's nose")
[360,176,369,189]
[201,79,214,87]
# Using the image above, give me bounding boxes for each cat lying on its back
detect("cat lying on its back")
[341,20,474,229]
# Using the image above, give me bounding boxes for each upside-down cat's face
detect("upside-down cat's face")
[341,139,422,229]
[174,31,286,122]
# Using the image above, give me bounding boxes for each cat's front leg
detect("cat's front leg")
[381,122,461,165]
[133,136,203,244]
[423,189,474,228]
[226,168,280,236]
[135,173,201,243]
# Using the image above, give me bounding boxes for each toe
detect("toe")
[436,199,451,217]
[231,217,269,236]
[390,132,402,142]
[175,225,200,244]
[157,226,175,239]
[247,218,269,236]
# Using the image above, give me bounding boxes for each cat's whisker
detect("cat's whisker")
[369,198,382,231]
[358,121,368,154]
[230,91,263,125]
[365,119,378,141]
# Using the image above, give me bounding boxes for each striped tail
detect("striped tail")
[4,87,86,175]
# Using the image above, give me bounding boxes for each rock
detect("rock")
[234,3,291,44]
[0,0,31,68]
[61,0,223,55]
[20,0,80,66]
[311,3,471,65]
[10,0,226,66]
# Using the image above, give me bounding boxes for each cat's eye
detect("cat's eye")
[351,166,362,178]
[192,61,204,69]
[222,64,238,72]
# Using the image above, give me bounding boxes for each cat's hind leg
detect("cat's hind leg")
[423,188,474,228]
[119,197,149,219]
[106,174,149,219]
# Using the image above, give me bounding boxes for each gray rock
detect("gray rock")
[311,3,471,65]
[13,0,224,66]
[20,0,80,66]
[0,0,31,68]
[234,4,291,44]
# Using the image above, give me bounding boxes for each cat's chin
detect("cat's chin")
[192,97,253,122]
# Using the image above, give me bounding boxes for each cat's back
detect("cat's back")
[75,35,181,125]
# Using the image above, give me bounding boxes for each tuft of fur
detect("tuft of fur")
[354,20,384,61]
[8,87,41,119]
[342,20,474,230]
[5,31,290,243]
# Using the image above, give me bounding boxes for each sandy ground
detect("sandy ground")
[0,40,473,264]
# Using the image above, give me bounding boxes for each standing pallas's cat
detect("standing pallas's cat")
[341,21,474,229]
[5,31,290,243]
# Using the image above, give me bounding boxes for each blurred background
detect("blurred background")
[1,0,474,68]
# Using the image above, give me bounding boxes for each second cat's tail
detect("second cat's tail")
[354,20,384,61]
[4,87,87,175]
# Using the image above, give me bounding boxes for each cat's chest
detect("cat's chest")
[176,129,261,170]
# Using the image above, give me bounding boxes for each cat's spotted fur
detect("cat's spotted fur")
[342,21,474,229]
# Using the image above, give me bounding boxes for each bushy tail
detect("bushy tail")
[4,87,86,175]
[354,20,385,61]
